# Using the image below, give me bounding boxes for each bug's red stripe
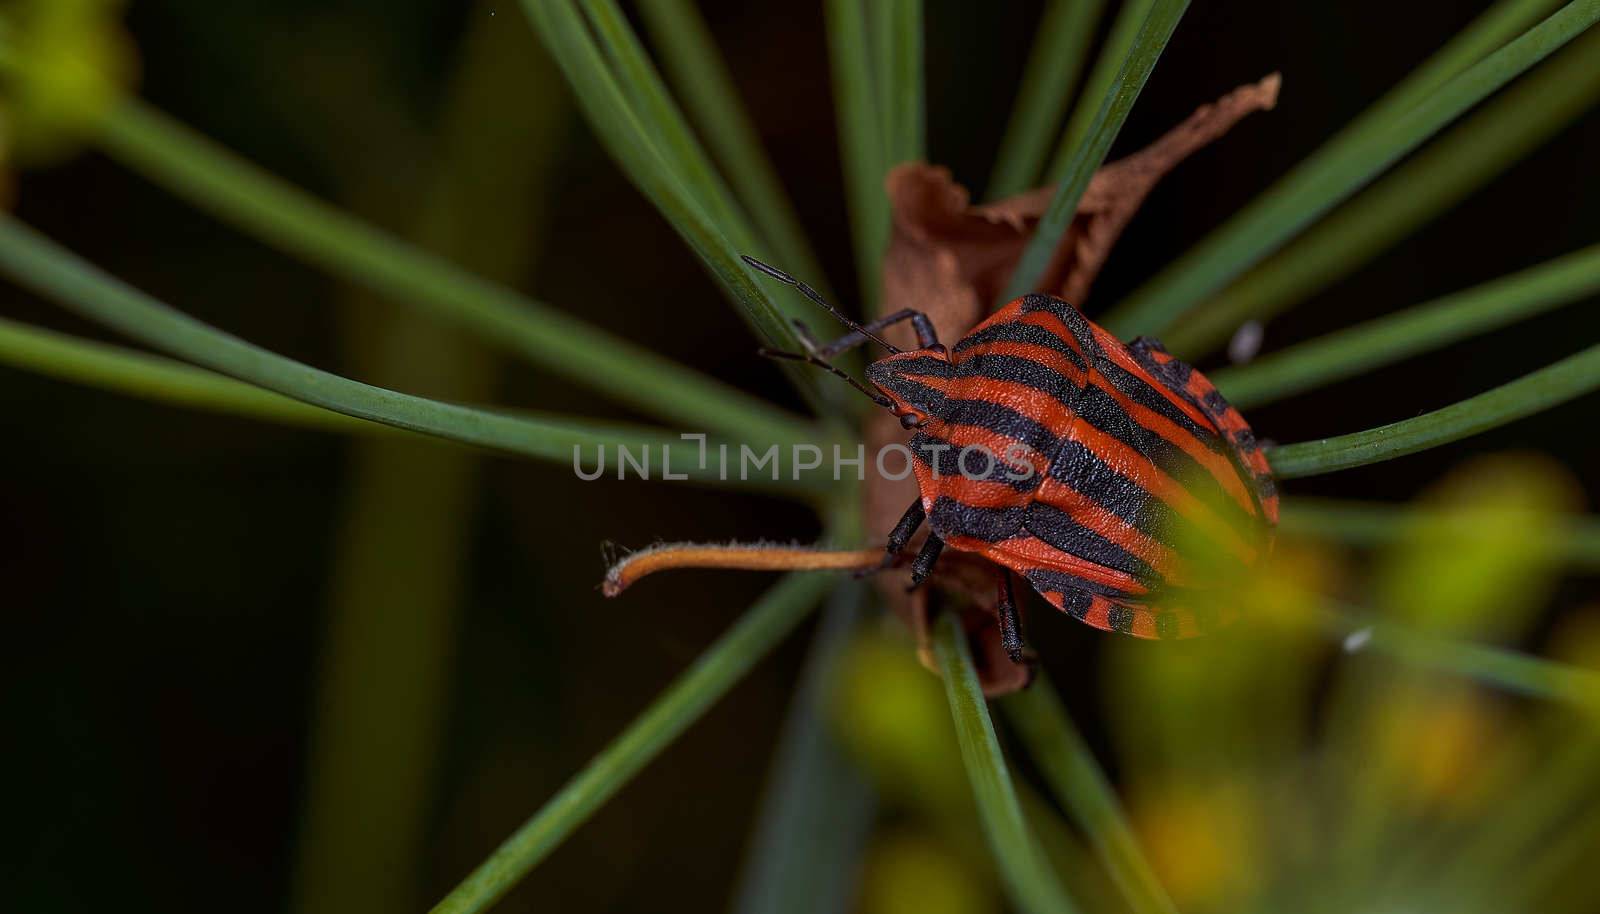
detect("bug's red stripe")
[950,533,1146,594]
[1086,373,1260,518]
[1067,421,1258,564]
[952,338,1087,385]
[1032,481,1181,578]
[1089,325,1212,428]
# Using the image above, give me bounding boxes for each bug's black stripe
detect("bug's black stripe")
[1024,568,1134,601]
[909,431,1038,490]
[1092,357,1223,453]
[1019,294,1103,359]
[933,397,1060,455]
[1046,439,1174,537]
[952,321,1087,371]
[1031,580,1094,620]
[926,496,1027,542]
[1107,604,1135,634]
[1075,384,1260,538]
[871,376,948,414]
[883,355,955,379]
[1024,501,1161,585]
[953,354,1081,405]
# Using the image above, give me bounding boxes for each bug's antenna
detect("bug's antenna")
[758,348,893,409]
[742,254,903,354]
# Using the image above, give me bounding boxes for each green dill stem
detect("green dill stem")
[429,573,832,914]
[1167,20,1600,355]
[1044,0,1155,183]
[1002,676,1178,914]
[0,316,376,433]
[1213,242,1600,409]
[95,102,810,446]
[826,0,891,311]
[1003,0,1190,303]
[1265,341,1600,478]
[1280,498,1600,572]
[0,216,820,493]
[934,614,1083,914]
[636,0,830,289]
[1103,0,1600,338]
[525,0,833,413]
[987,0,1106,199]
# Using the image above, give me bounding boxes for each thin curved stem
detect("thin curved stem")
[429,572,833,914]
[95,102,810,446]
[1103,0,1600,338]
[933,614,1082,914]
[1002,676,1177,914]
[0,216,823,494]
[826,0,891,311]
[1265,341,1600,478]
[635,0,829,289]
[988,0,1106,199]
[1213,242,1600,409]
[0,316,375,433]
[1003,0,1190,303]
[1045,0,1155,183]
[1167,22,1600,355]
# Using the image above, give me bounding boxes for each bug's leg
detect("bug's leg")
[1129,336,1279,525]
[995,568,1025,663]
[907,534,945,591]
[872,498,926,572]
[811,309,943,358]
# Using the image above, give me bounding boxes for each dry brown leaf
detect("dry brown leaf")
[869,74,1281,694]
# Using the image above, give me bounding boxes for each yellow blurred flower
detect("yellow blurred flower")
[1130,779,1263,912]
[0,0,137,169]
[856,830,998,914]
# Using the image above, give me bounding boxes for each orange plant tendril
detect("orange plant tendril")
[602,543,885,597]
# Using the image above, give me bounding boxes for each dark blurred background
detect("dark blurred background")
[2,1,1596,911]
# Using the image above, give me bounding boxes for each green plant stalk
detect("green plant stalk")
[291,11,561,912]
[635,0,829,289]
[429,572,833,914]
[95,103,808,446]
[889,0,926,164]
[0,316,382,433]
[1265,340,1600,478]
[1279,498,1600,572]
[0,216,822,493]
[933,614,1082,914]
[1045,0,1155,182]
[1103,0,1600,337]
[1212,242,1600,409]
[1168,23,1600,355]
[1003,0,1190,303]
[730,585,877,914]
[523,0,833,413]
[1314,605,1600,710]
[1002,676,1177,914]
[578,0,762,257]
[826,0,891,311]
[987,0,1106,199]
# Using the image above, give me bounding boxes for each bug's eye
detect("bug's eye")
[899,413,925,430]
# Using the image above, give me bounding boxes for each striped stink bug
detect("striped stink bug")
[748,256,1278,661]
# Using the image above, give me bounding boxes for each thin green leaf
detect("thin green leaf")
[1166,23,1600,355]
[635,0,829,287]
[887,0,926,164]
[1265,341,1600,478]
[1315,604,1600,710]
[523,1,833,410]
[933,614,1082,914]
[0,216,822,493]
[988,0,1107,199]
[1213,242,1600,409]
[1045,0,1155,183]
[1002,0,1190,303]
[1002,675,1178,914]
[0,316,377,433]
[826,0,890,311]
[577,0,758,253]
[731,584,876,914]
[1103,0,1600,338]
[1279,498,1600,572]
[429,572,833,914]
[95,103,809,446]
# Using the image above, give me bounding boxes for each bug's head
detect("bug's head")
[865,349,953,429]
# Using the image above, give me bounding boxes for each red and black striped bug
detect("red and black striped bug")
[746,255,1279,661]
